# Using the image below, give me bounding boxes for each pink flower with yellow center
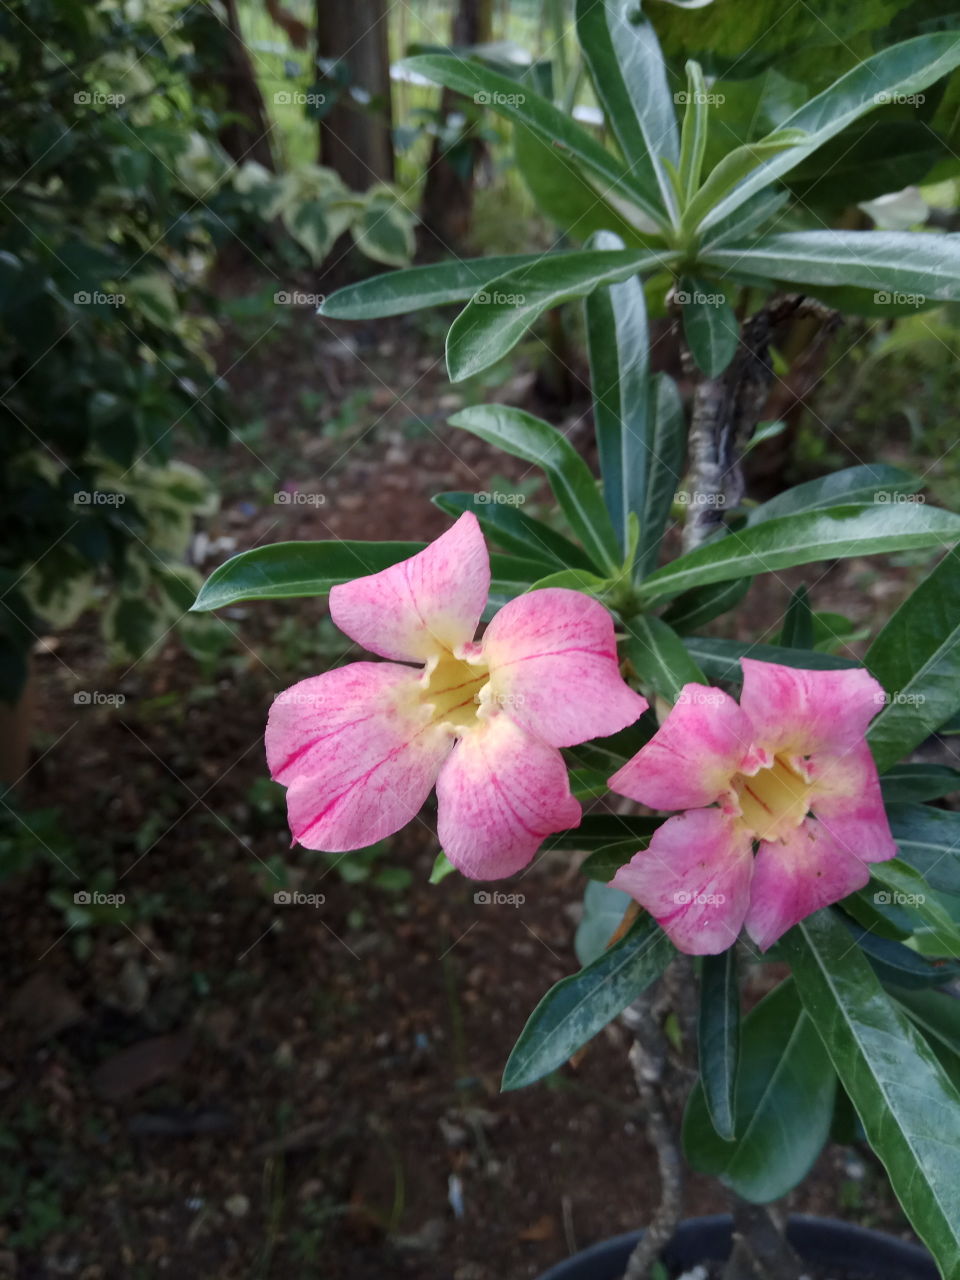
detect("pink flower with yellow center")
[266,513,647,878]
[607,660,897,955]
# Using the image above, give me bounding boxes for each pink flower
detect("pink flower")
[266,513,647,879]
[607,660,897,954]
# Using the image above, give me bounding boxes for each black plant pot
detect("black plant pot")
[536,1214,938,1280]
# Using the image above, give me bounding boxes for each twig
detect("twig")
[721,1196,808,1280]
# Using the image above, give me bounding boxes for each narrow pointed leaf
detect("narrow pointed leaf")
[705,231,960,302]
[319,254,547,319]
[433,491,597,572]
[679,277,739,377]
[682,635,857,683]
[626,615,704,704]
[698,949,741,1141]
[446,249,670,381]
[637,372,686,578]
[779,584,813,649]
[662,577,752,634]
[699,34,960,232]
[678,61,709,205]
[888,805,960,898]
[636,504,960,605]
[585,231,651,559]
[747,464,920,525]
[881,765,960,806]
[784,909,960,1276]
[867,551,960,772]
[448,405,621,572]
[502,915,674,1091]
[682,129,806,233]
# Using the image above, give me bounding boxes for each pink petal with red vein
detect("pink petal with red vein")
[610,809,753,955]
[435,713,581,880]
[266,662,452,850]
[808,741,897,864]
[739,659,886,758]
[480,588,647,748]
[744,817,872,951]
[329,512,490,662]
[609,684,755,811]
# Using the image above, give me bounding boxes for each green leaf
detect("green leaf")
[448,405,621,573]
[747,464,921,525]
[580,840,644,882]
[662,577,752,634]
[626,615,704,704]
[433,492,596,572]
[683,635,856,683]
[191,540,425,611]
[319,254,549,319]
[698,33,960,232]
[894,988,960,1062]
[871,860,960,957]
[698,949,740,1141]
[867,551,960,773]
[575,880,634,966]
[840,914,960,989]
[784,909,960,1276]
[445,249,671,381]
[402,54,667,226]
[705,230,960,302]
[637,373,686,578]
[575,0,679,220]
[888,804,960,898]
[585,232,651,558]
[682,129,807,234]
[679,277,739,377]
[881,764,960,806]
[502,915,674,1091]
[192,540,542,612]
[678,61,710,205]
[545,814,662,850]
[683,979,834,1201]
[779,584,813,649]
[636,504,960,606]
[429,851,456,885]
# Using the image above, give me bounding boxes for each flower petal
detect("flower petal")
[436,713,581,879]
[745,817,872,951]
[739,658,886,757]
[480,588,647,748]
[610,809,753,955]
[329,512,490,662]
[809,741,897,864]
[266,663,451,850]
[609,684,754,810]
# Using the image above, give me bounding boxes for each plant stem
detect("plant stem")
[721,1196,808,1280]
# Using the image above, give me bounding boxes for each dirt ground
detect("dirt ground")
[0,273,927,1279]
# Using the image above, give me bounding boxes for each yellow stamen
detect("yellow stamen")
[421,651,489,731]
[732,754,813,842]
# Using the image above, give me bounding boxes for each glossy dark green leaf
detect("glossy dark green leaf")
[683,979,834,1201]
[779,584,814,649]
[448,405,621,572]
[895,988,960,1061]
[682,635,856,683]
[627,615,704,704]
[747,464,921,525]
[867,551,960,772]
[585,231,651,558]
[637,373,686,578]
[785,909,960,1276]
[661,577,752,634]
[881,764,960,806]
[433,492,596,572]
[445,249,671,381]
[889,804,960,898]
[502,915,674,1091]
[705,231,960,301]
[544,814,662,850]
[580,840,645,883]
[319,254,547,319]
[575,0,679,219]
[698,34,960,232]
[636,504,960,605]
[679,276,739,377]
[403,54,666,225]
[698,949,740,1141]
[839,912,960,989]
[677,61,709,205]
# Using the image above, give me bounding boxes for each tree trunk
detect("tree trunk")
[216,0,277,171]
[419,0,493,252]
[315,0,394,190]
